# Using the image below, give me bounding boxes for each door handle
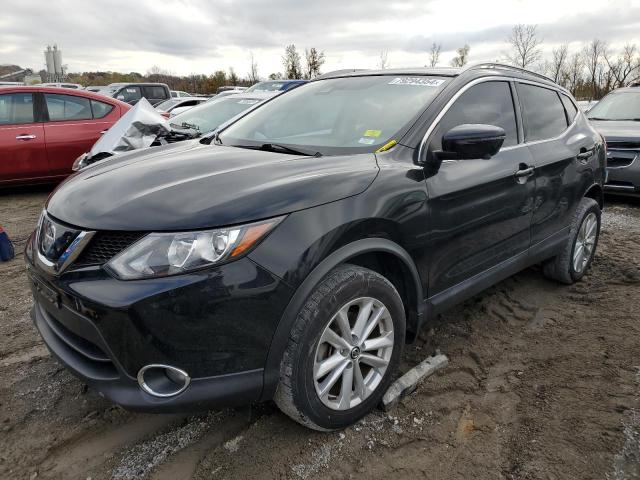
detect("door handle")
[515,165,535,178]
[577,147,595,160]
[16,134,36,140]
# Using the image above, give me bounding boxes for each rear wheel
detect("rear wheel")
[274,264,405,431]
[543,197,601,284]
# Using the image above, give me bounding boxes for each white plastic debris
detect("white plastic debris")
[381,353,449,411]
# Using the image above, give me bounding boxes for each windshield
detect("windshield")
[220,75,448,155]
[245,81,286,92]
[155,99,181,111]
[170,96,263,133]
[587,91,640,120]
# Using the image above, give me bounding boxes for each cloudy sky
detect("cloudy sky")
[1,0,640,78]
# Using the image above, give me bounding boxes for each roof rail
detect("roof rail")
[315,69,367,80]
[466,63,555,83]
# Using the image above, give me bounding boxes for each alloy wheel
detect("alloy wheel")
[573,212,598,274]
[313,297,394,411]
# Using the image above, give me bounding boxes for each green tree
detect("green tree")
[282,44,303,79]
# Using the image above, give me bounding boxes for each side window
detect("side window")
[430,81,518,151]
[91,100,114,119]
[45,94,92,121]
[560,94,578,124]
[143,86,168,99]
[117,87,142,103]
[517,84,568,141]
[0,93,34,125]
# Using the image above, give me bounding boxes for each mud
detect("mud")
[1,186,638,480]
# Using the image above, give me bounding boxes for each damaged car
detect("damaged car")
[73,92,278,170]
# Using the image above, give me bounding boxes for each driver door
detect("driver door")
[424,80,536,297]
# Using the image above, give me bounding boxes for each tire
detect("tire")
[543,197,601,284]
[274,264,405,431]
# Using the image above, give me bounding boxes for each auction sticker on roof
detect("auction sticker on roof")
[388,77,445,87]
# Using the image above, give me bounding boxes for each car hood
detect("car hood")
[47,141,379,231]
[589,120,640,143]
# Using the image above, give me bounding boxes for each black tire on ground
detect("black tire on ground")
[543,197,601,284]
[274,264,406,431]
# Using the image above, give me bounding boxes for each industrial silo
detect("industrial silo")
[53,45,63,76]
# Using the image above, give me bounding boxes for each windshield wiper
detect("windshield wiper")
[170,121,201,132]
[587,117,611,121]
[259,143,323,157]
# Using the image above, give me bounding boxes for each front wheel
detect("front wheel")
[543,197,601,284]
[274,264,405,431]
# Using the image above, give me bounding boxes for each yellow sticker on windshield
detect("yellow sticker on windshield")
[364,129,382,137]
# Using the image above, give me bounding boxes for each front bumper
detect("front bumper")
[26,251,294,412]
[605,150,640,195]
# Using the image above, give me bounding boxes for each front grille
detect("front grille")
[74,231,145,267]
[608,154,637,168]
[606,141,640,150]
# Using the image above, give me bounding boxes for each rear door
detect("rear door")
[424,80,536,295]
[42,93,120,175]
[516,83,588,245]
[0,91,48,183]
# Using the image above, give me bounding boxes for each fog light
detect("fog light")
[137,364,191,397]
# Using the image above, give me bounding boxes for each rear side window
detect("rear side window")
[0,93,34,125]
[560,94,578,123]
[517,84,567,142]
[431,81,518,150]
[143,86,168,99]
[45,94,92,121]
[117,86,142,103]
[91,99,114,119]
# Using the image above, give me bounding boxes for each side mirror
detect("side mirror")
[439,124,505,160]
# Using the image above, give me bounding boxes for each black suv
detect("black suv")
[103,82,171,106]
[587,84,640,196]
[26,64,605,431]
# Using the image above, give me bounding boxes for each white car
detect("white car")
[171,90,191,98]
[155,97,208,118]
[40,82,84,89]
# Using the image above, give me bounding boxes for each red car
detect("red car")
[0,86,130,186]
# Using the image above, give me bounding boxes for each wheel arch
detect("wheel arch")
[584,183,604,209]
[261,237,425,401]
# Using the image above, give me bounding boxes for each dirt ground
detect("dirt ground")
[0,186,638,480]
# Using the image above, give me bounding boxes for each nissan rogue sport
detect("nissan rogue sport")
[25,64,605,431]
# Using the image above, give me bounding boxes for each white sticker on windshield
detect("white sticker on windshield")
[358,137,376,145]
[237,99,259,105]
[388,77,445,87]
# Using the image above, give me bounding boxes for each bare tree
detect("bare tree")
[605,44,640,88]
[429,42,442,67]
[548,44,569,84]
[282,44,303,79]
[248,52,259,84]
[565,52,584,96]
[450,44,470,67]
[228,67,238,85]
[268,72,283,80]
[583,39,606,99]
[506,24,543,68]
[379,50,389,70]
[304,47,326,79]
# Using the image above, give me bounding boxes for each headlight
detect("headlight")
[72,153,90,171]
[105,216,284,280]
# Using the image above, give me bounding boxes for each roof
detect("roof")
[0,84,131,106]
